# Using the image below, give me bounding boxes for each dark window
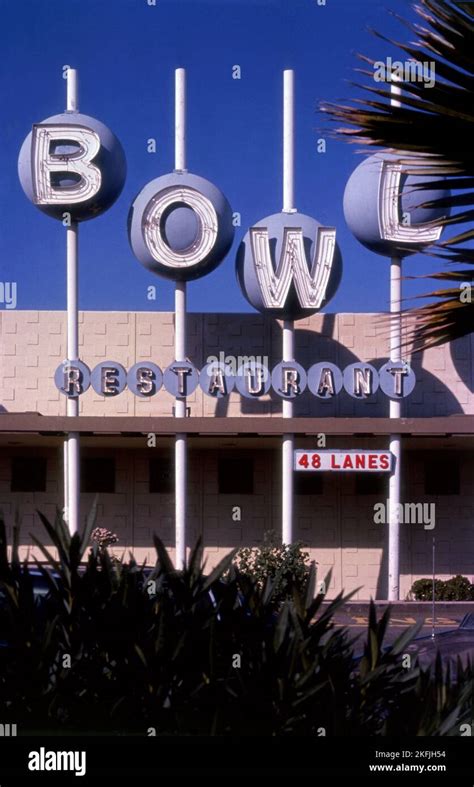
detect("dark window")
[355,473,387,496]
[82,457,115,493]
[295,473,324,495]
[218,456,254,494]
[11,457,47,492]
[424,456,460,495]
[149,458,173,494]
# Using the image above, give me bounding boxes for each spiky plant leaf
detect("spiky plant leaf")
[322,0,474,349]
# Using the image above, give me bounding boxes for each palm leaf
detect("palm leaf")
[322,0,474,349]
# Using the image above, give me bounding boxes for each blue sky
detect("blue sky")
[0,0,438,314]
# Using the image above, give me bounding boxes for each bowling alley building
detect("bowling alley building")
[1,307,474,600]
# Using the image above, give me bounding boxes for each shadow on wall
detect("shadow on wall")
[367,353,463,418]
[207,314,463,418]
[198,313,465,598]
[450,334,474,394]
[210,312,366,417]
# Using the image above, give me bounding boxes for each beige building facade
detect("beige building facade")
[1,309,473,600]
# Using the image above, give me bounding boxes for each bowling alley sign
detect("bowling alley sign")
[17,76,451,406]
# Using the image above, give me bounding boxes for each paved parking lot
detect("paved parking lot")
[328,603,474,648]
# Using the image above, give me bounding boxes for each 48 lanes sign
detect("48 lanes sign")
[294,450,393,472]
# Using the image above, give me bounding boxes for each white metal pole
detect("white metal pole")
[175,68,187,172]
[388,72,402,600]
[174,68,187,570]
[390,74,402,108]
[282,70,295,545]
[175,281,187,570]
[65,68,80,535]
[282,321,294,545]
[388,257,401,600]
[63,441,69,521]
[66,68,78,112]
[283,70,295,215]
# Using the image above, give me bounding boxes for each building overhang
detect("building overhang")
[1,412,474,438]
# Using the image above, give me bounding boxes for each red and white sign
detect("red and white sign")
[294,450,392,472]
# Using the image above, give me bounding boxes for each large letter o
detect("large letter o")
[128,172,234,282]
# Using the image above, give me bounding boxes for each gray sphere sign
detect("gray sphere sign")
[18,112,126,222]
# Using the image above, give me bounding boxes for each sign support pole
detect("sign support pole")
[282,69,295,545]
[174,68,187,570]
[388,75,402,600]
[388,257,401,600]
[65,68,80,535]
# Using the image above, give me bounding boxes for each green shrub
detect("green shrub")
[410,578,446,601]
[410,575,474,601]
[233,529,312,604]
[0,512,472,736]
[443,575,474,601]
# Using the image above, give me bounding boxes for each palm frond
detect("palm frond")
[322,0,474,349]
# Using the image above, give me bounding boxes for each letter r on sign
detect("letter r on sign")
[64,367,81,395]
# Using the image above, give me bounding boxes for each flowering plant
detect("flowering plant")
[90,527,119,553]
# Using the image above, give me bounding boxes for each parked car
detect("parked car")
[0,564,245,649]
[405,612,474,672]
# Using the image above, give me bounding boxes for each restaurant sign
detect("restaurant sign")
[54,359,415,401]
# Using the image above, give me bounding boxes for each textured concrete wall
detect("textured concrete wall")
[1,311,473,600]
[1,310,473,417]
[0,446,472,600]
